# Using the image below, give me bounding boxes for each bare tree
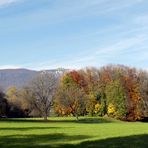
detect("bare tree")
[29,72,58,120]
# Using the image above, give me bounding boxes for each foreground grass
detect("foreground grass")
[0,117,148,148]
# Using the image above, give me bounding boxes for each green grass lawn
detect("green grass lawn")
[0,117,148,148]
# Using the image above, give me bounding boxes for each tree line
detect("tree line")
[0,65,148,121]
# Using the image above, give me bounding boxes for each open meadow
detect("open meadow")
[0,117,148,148]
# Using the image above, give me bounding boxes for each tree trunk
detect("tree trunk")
[43,116,48,121]
[43,112,48,121]
[75,114,79,120]
[71,112,79,120]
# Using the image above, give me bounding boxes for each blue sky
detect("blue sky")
[0,0,148,70]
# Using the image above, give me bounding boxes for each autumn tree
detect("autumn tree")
[79,68,103,116]
[55,71,88,119]
[55,85,87,120]
[17,87,40,117]
[121,68,142,121]
[138,70,148,119]
[6,87,22,106]
[6,87,25,117]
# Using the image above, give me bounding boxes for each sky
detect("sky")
[0,0,148,70]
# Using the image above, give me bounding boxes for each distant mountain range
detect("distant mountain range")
[0,68,67,90]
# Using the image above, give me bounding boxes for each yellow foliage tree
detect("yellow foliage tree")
[108,103,116,115]
[6,87,19,106]
[94,103,101,114]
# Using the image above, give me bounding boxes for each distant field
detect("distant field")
[0,117,148,148]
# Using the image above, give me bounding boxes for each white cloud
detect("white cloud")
[0,0,19,7]
[22,34,148,70]
[2,0,144,25]
[64,34,148,69]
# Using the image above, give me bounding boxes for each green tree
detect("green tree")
[86,92,98,116]
[105,80,127,119]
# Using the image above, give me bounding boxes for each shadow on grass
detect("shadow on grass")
[76,118,112,124]
[0,133,91,148]
[61,134,148,148]
[0,127,65,131]
[0,117,112,124]
[0,134,147,148]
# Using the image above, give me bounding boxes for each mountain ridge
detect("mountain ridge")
[0,68,68,90]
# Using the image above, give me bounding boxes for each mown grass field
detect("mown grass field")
[0,117,148,148]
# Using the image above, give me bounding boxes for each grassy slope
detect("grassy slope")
[0,117,148,148]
